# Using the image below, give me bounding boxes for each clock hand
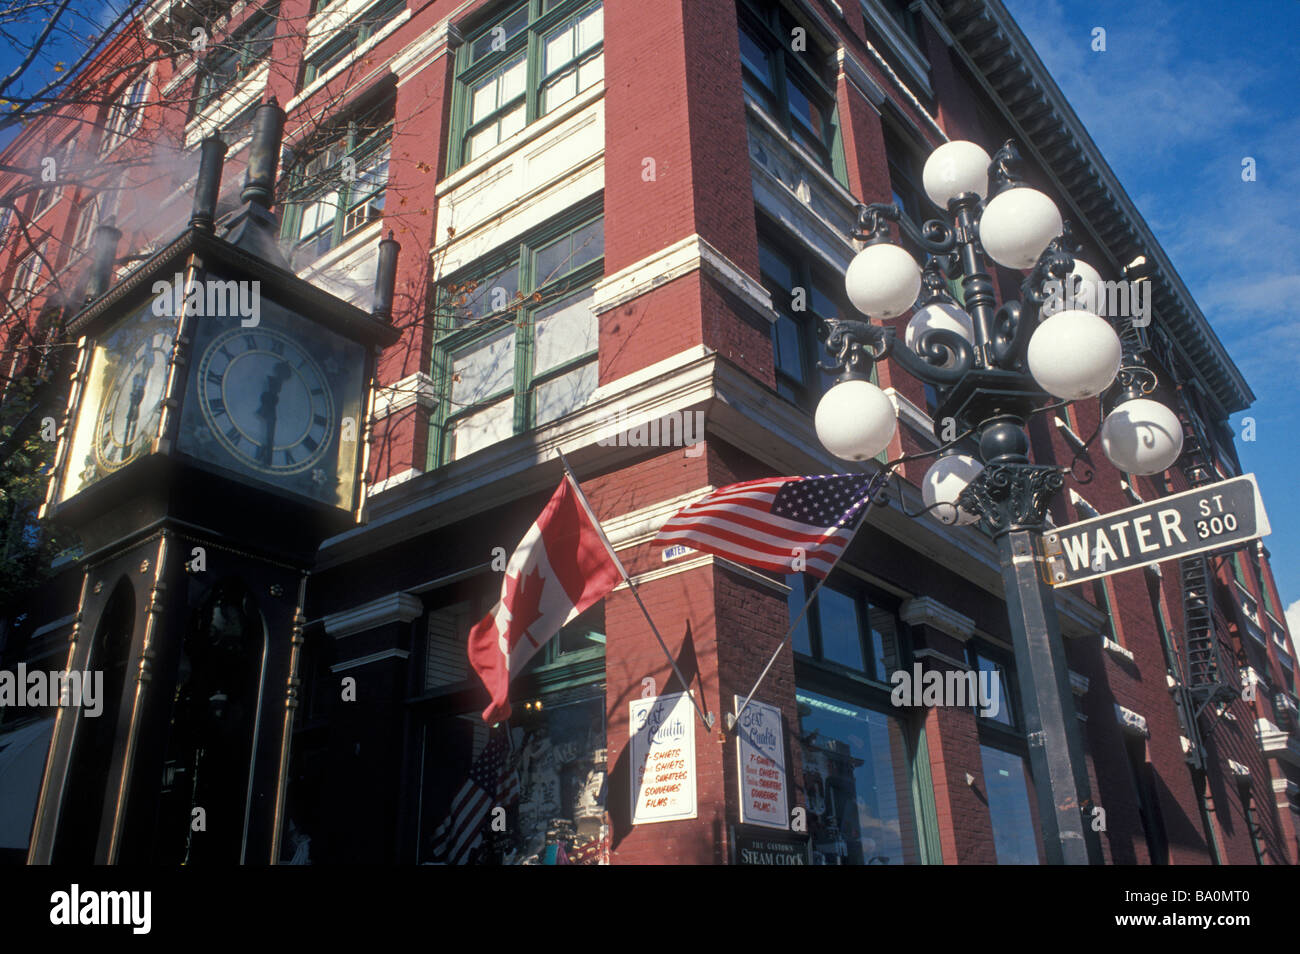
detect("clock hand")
[122,351,154,450]
[255,360,292,466]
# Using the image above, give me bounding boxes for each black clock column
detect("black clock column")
[29,102,400,864]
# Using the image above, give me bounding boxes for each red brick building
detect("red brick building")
[1,0,1297,865]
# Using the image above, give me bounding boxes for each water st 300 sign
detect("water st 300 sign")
[1043,474,1270,587]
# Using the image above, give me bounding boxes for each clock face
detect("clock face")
[176,288,367,510]
[58,304,177,503]
[196,326,335,475]
[95,331,172,472]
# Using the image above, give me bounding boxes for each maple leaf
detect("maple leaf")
[503,565,547,648]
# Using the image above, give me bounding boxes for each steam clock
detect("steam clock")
[28,101,400,864]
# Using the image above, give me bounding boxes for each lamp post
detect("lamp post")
[816,139,1185,864]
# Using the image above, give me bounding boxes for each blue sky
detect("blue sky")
[1002,0,1300,629]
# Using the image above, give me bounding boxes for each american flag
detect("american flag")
[428,728,519,865]
[655,472,887,578]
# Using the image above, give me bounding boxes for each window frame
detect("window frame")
[430,203,605,466]
[99,74,148,156]
[302,0,407,87]
[280,95,394,265]
[756,224,867,414]
[448,0,605,173]
[191,2,281,117]
[738,0,844,178]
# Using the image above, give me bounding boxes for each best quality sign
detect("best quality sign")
[734,696,789,830]
[630,692,697,824]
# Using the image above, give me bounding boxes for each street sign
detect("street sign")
[1043,474,1270,587]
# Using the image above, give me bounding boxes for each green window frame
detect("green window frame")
[786,573,904,687]
[430,206,604,466]
[280,95,393,265]
[968,644,1019,730]
[191,2,280,117]
[738,0,846,183]
[757,228,870,414]
[786,575,940,864]
[449,0,604,172]
[302,0,407,87]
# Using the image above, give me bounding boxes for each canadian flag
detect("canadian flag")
[467,476,622,723]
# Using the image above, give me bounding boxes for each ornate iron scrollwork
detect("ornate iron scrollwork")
[957,463,1066,535]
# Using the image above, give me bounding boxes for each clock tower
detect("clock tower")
[28,101,400,864]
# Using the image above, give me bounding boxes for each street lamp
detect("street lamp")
[816,139,1184,864]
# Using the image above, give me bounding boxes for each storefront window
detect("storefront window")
[980,744,1040,864]
[796,688,919,864]
[417,604,607,865]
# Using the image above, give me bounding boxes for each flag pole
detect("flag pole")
[557,451,716,730]
[726,466,892,732]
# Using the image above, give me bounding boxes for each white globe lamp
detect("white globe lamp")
[922,454,984,526]
[905,302,974,368]
[1100,398,1184,476]
[844,243,922,319]
[815,378,898,461]
[922,140,991,207]
[1026,309,1122,399]
[979,187,1063,269]
[1042,258,1104,317]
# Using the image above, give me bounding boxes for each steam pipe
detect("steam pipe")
[189,135,228,232]
[241,98,286,210]
[372,231,399,322]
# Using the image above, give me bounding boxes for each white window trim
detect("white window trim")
[859,0,932,96]
[183,60,270,148]
[288,4,411,110]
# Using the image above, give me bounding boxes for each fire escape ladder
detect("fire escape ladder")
[1181,554,1236,722]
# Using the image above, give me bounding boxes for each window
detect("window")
[885,126,931,227]
[191,3,280,116]
[878,0,924,48]
[970,648,1016,728]
[282,96,392,264]
[12,245,47,299]
[787,575,900,683]
[796,688,921,864]
[433,210,604,463]
[1241,786,1267,864]
[72,196,101,251]
[415,588,608,865]
[303,0,406,86]
[31,138,76,219]
[757,234,847,412]
[980,744,1040,864]
[1124,736,1169,864]
[452,1,604,169]
[739,1,842,174]
[99,75,148,154]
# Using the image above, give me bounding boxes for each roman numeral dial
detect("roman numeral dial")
[196,327,334,476]
[94,331,173,473]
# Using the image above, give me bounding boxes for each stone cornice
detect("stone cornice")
[900,596,975,642]
[1114,703,1149,738]
[320,591,423,638]
[591,233,776,324]
[374,371,438,418]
